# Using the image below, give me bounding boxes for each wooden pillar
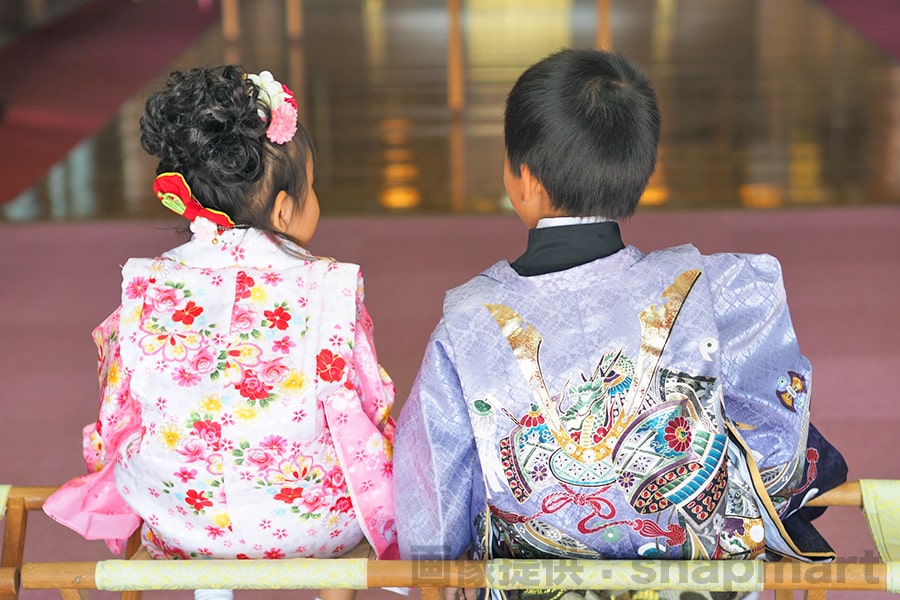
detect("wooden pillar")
[286,0,304,40]
[447,0,465,114]
[596,0,612,50]
[222,0,240,42]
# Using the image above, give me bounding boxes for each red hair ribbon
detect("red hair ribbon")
[153,172,235,229]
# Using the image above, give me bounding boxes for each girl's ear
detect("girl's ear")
[270,190,294,233]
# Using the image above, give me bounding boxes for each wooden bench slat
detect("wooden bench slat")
[2,481,895,597]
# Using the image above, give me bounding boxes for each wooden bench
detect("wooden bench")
[1,481,897,599]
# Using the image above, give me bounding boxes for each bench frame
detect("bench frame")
[1,481,896,599]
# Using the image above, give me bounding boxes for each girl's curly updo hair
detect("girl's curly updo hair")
[140,65,314,232]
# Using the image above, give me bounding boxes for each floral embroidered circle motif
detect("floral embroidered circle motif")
[664,416,692,452]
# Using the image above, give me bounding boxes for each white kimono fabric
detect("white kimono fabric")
[396,244,845,575]
[45,222,397,560]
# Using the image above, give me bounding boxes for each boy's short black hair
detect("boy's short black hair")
[505,48,660,219]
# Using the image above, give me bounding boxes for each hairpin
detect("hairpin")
[154,172,235,229]
[248,70,298,144]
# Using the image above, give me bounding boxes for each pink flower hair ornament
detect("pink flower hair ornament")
[248,70,299,144]
[154,172,235,229]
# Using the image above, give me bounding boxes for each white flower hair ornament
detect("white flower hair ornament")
[248,70,298,144]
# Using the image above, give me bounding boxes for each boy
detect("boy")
[394,48,845,595]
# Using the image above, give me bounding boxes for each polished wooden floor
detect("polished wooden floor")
[2,0,899,223]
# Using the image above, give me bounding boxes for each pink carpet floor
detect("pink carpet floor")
[1,207,898,598]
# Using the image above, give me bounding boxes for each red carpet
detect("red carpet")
[817,0,900,61]
[0,0,221,204]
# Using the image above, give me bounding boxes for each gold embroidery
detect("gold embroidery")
[626,269,702,415]
[485,270,702,465]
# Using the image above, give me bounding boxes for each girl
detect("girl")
[43,65,398,598]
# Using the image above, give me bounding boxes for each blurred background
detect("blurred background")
[2,0,899,222]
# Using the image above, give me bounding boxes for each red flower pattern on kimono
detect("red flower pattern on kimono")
[185,489,213,511]
[173,300,203,326]
[316,349,346,382]
[274,487,304,504]
[264,305,292,330]
[235,271,255,300]
[235,369,272,401]
[664,416,692,452]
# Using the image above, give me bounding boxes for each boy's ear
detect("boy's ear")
[520,165,549,202]
[270,190,294,232]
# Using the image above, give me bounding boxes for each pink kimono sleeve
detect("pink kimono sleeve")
[320,278,399,559]
[42,307,142,554]
[353,299,396,436]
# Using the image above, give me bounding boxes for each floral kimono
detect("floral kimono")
[395,226,846,599]
[45,219,398,560]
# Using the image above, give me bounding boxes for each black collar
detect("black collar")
[510,221,625,276]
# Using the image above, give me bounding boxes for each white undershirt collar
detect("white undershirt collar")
[536,215,614,229]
